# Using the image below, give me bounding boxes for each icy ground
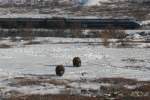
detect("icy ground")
[0,37,150,97]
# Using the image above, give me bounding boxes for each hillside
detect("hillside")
[0,0,149,21]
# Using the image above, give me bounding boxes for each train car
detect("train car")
[46,17,66,29]
[0,17,140,29]
[65,18,140,29]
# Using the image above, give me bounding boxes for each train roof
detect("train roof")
[0,14,136,20]
[0,17,138,21]
[0,14,140,24]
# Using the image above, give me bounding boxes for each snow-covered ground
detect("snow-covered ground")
[84,0,110,6]
[0,37,150,97]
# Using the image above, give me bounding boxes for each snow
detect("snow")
[141,20,150,25]
[2,84,66,95]
[0,14,54,18]
[0,37,150,96]
[85,0,101,6]
[0,37,149,80]
[0,14,103,19]
[72,0,110,6]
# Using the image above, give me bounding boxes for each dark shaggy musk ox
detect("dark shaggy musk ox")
[55,65,65,76]
[73,57,81,67]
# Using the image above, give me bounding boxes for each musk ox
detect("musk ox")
[73,57,81,67]
[55,65,65,76]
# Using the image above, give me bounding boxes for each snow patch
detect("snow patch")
[86,0,110,6]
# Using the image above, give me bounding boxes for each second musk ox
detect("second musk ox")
[73,57,81,67]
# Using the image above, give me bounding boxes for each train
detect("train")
[0,17,141,29]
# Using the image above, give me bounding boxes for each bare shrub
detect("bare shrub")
[101,29,127,39]
[70,21,82,38]
[133,84,150,92]
[71,29,82,38]
[101,29,111,47]
[19,22,35,41]
[101,28,127,47]
[112,30,127,39]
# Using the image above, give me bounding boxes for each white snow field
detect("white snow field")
[85,0,110,6]
[76,0,123,6]
[0,37,150,96]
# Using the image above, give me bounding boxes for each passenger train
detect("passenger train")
[0,17,140,29]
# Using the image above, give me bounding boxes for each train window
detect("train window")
[82,24,87,28]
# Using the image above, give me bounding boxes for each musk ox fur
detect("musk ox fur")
[55,65,65,76]
[73,57,81,67]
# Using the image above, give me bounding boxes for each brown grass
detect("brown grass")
[4,77,150,100]
[4,95,150,100]
[6,94,103,100]
[133,84,150,92]
[95,77,140,85]
[122,96,150,100]
[145,45,150,48]
[0,44,12,48]
[24,41,41,45]
[9,77,71,87]
[122,58,145,63]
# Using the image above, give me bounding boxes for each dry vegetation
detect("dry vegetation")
[100,29,127,47]
[2,76,150,100]
[0,0,149,20]
[0,44,12,48]
[24,41,42,45]
[8,77,71,87]
[68,1,150,20]
[5,94,102,100]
